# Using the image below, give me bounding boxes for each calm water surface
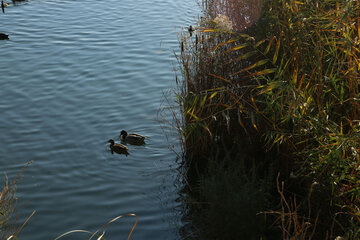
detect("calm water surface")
[0,0,199,239]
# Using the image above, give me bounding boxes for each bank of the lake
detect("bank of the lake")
[176,0,360,239]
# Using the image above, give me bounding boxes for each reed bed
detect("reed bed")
[0,161,34,240]
[175,0,360,238]
[0,175,18,240]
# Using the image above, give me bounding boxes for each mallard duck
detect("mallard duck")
[0,33,9,40]
[108,139,129,155]
[120,130,145,145]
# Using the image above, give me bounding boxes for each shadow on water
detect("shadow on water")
[174,141,282,240]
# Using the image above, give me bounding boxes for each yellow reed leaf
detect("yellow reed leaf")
[238,33,252,39]
[232,59,269,76]
[248,68,276,77]
[224,51,256,65]
[255,39,267,48]
[295,1,305,4]
[232,43,248,51]
[344,66,356,75]
[352,46,360,54]
[292,65,298,84]
[186,106,193,114]
[200,95,207,107]
[257,86,273,95]
[188,110,199,120]
[265,36,275,54]
[250,96,260,112]
[273,135,284,144]
[273,33,282,65]
[340,121,343,135]
[209,92,218,100]
[216,43,249,56]
[212,38,237,52]
[257,81,279,95]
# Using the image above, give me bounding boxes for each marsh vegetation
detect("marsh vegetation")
[173,0,360,238]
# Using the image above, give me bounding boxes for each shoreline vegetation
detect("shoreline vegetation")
[174,0,360,239]
[0,162,34,240]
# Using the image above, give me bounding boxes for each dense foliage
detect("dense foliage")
[176,0,360,238]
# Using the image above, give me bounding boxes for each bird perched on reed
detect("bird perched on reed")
[108,139,129,155]
[188,25,195,36]
[120,130,146,145]
[0,33,9,40]
[1,0,9,13]
[1,1,5,14]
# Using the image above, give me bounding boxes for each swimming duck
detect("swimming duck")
[120,130,145,145]
[0,33,9,40]
[108,139,129,155]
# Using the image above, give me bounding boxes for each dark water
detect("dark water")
[0,0,199,239]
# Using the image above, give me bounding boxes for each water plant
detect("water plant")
[0,161,34,240]
[175,0,360,238]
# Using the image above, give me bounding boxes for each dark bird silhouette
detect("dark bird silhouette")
[120,130,146,145]
[188,25,195,36]
[108,139,129,155]
[1,0,6,13]
[0,33,9,40]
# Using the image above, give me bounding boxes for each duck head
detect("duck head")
[120,130,128,138]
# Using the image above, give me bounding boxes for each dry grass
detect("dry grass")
[0,161,34,240]
[261,174,319,240]
[54,213,138,240]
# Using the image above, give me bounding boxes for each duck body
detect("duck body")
[108,139,129,155]
[120,130,145,145]
[0,33,9,40]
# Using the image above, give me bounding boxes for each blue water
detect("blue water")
[0,0,199,239]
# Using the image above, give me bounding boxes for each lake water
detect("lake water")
[0,0,199,239]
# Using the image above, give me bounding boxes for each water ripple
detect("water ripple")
[0,0,199,239]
